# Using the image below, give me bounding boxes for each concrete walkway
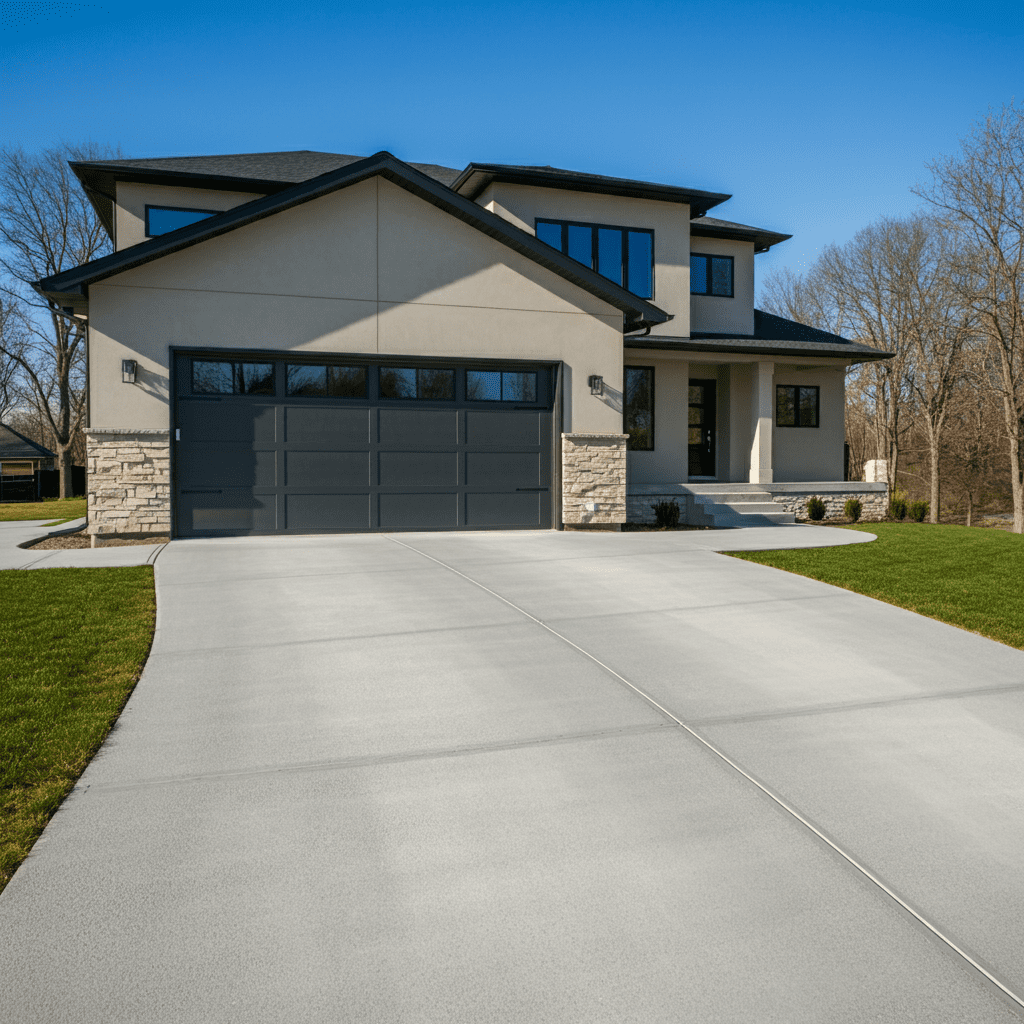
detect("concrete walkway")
[0,518,165,569]
[1,527,1022,1022]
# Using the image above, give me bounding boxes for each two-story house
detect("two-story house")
[35,150,890,540]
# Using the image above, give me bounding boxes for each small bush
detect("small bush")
[889,496,908,520]
[844,497,862,522]
[909,500,929,523]
[806,496,826,521]
[650,499,681,529]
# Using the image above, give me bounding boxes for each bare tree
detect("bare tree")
[903,216,974,521]
[0,295,25,423]
[0,144,114,497]
[914,102,1024,533]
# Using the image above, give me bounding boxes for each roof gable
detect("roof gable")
[40,152,671,331]
[0,423,56,460]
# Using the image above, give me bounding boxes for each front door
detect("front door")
[688,379,716,477]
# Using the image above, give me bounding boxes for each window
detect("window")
[466,370,537,402]
[536,219,654,299]
[624,366,654,450]
[286,364,367,398]
[776,385,819,427]
[192,360,275,395]
[690,253,734,296]
[145,205,217,237]
[379,367,455,401]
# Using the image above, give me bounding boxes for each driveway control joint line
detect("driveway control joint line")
[387,534,1024,1013]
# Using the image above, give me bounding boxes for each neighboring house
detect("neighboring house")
[0,424,55,503]
[35,150,890,539]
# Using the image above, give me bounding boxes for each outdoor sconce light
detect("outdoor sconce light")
[122,359,137,384]
[589,374,604,396]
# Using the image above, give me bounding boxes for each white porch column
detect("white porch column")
[749,360,774,483]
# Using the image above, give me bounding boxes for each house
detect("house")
[35,150,890,539]
[0,424,55,503]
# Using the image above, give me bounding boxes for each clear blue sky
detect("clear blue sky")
[3,0,1021,296]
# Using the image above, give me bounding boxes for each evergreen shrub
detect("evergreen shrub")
[806,496,826,521]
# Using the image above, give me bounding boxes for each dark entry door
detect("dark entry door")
[688,379,716,477]
[173,354,553,536]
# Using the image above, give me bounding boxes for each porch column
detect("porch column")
[678,360,689,483]
[749,360,774,483]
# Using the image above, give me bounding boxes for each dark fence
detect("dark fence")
[0,467,85,502]
[38,467,86,499]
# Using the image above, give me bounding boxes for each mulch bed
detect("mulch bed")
[25,534,169,550]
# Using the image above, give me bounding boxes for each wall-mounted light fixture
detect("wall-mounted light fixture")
[588,374,604,396]
[122,359,137,384]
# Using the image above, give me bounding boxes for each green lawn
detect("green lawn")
[0,567,156,892]
[730,523,1024,650]
[0,497,87,525]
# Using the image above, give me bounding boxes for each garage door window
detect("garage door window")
[380,367,455,401]
[286,364,367,398]
[193,360,275,396]
[466,370,537,402]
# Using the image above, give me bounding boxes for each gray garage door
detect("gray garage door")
[173,353,554,536]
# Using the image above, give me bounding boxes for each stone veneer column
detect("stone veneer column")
[86,428,171,540]
[561,433,627,527]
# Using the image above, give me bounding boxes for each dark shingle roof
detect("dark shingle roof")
[450,163,731,218]
[625,310,892,362]
[0,423,56,460]
[690,216,791,253]
[71,151,462,235]
[39,152,672,332]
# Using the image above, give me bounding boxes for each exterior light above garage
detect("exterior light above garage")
[122,359,137,384]
[589,375,604,396]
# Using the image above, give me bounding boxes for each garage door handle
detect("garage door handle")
[516,487,548,492]
[181,489,222,494]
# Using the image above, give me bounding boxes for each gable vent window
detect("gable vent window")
[536,219,654,299]
[145,205,217,237]
[690,253,734,297]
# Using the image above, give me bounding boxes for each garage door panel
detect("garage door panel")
[285,493,370,530]
[466,492,543,527]
[179,402,277,444]
[465,451,540,489]
[379,452,458,487]
[378,409,457,447]
[284,406,370,445]
[285,450,369,487]
[466,410,542,447]
[179,446,277,489]
[183,489,276,533]
[380,492,458,529]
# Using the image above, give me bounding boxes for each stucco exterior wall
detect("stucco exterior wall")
[689,236,755,336]
[114,182,265,250]
[88,176,625,438]
[772,366,846,481]
[477,183,690,338]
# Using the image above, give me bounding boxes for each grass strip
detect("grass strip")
[0,498,87,523]
[0,566,156,892]
[730,523,1024,650]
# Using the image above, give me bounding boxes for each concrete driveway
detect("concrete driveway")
[2,528,1023,1022]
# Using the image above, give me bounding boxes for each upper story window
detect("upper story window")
[145,205,217,237]
[536,219,654,299]
[690,253,733,297]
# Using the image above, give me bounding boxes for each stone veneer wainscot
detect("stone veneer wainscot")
[561,433,627,527]
[86,428,171,538]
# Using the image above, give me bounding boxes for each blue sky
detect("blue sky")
[3,0,1020,295]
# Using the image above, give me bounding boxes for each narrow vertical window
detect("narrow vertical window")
[624,366,654,451]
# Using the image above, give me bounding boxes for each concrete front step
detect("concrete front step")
[698,501,781,516]
[707,511,797,528]
[692,491,772,505]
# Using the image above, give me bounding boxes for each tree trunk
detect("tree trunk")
[58,445,73,499]
[1007,424,1024,534]
[966,490,973,528]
